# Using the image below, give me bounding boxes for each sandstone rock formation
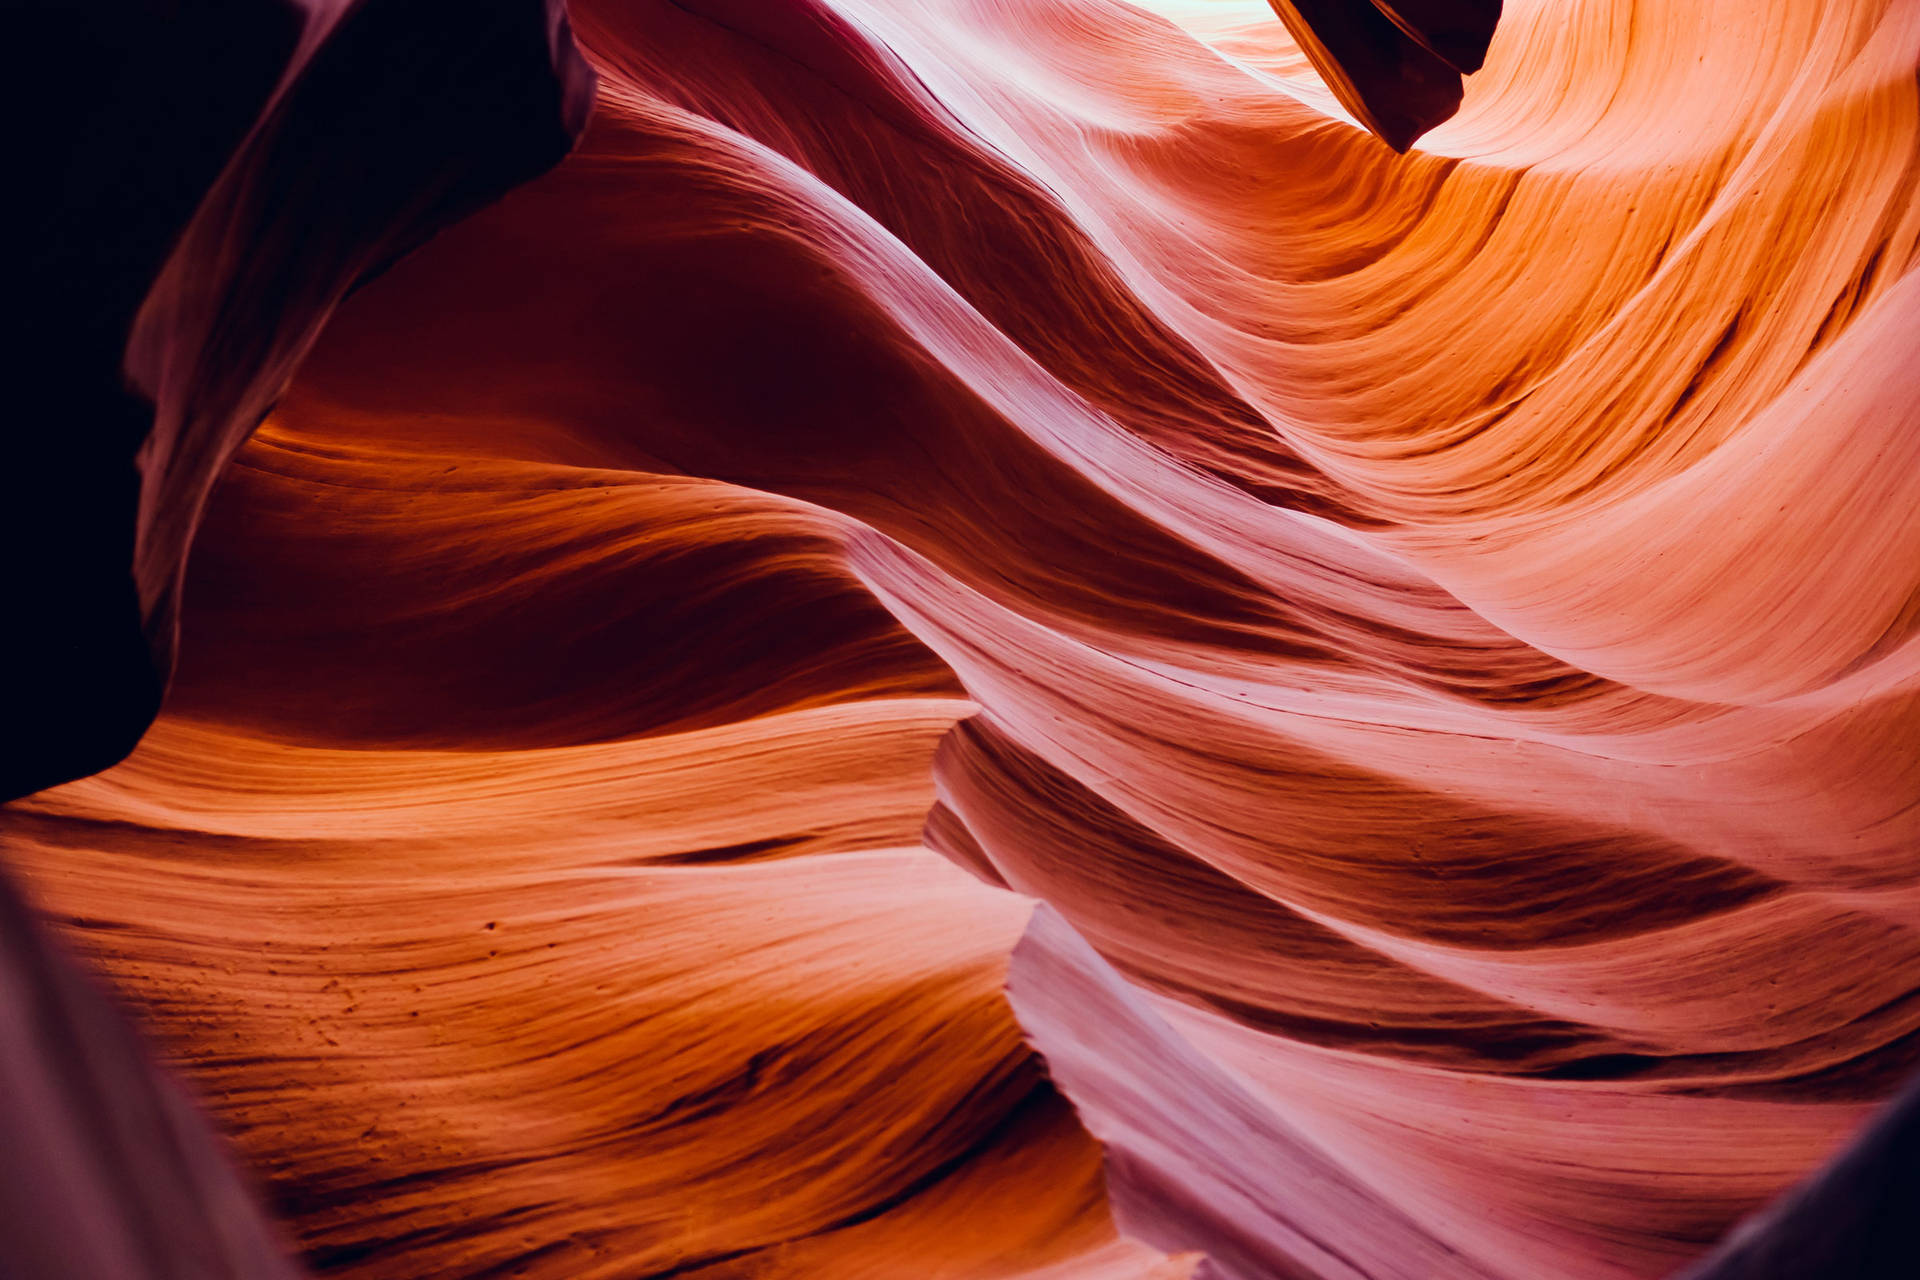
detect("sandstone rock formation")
[6,1,1916,1276]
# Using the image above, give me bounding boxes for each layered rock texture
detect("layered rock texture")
[6,0,1918,1277]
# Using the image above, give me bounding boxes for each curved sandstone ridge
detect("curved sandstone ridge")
[6,0,1917,1277]
[4,432,1189,1277]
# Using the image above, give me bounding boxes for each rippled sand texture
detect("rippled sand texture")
[9,0,1919,1277]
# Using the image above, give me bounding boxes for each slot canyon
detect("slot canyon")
[5,1,1918,1277]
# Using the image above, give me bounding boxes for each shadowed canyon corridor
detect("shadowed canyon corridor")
[5,0,1920,1276]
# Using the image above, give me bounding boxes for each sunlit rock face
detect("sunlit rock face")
[6,0,1918,1277]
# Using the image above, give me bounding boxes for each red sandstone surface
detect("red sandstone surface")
[5,2,1918,1276]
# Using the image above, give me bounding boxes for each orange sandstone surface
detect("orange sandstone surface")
[5,1,1918,1277]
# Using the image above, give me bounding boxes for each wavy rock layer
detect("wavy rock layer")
[3,431,1186,1277]
[7,0,1918,1277]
